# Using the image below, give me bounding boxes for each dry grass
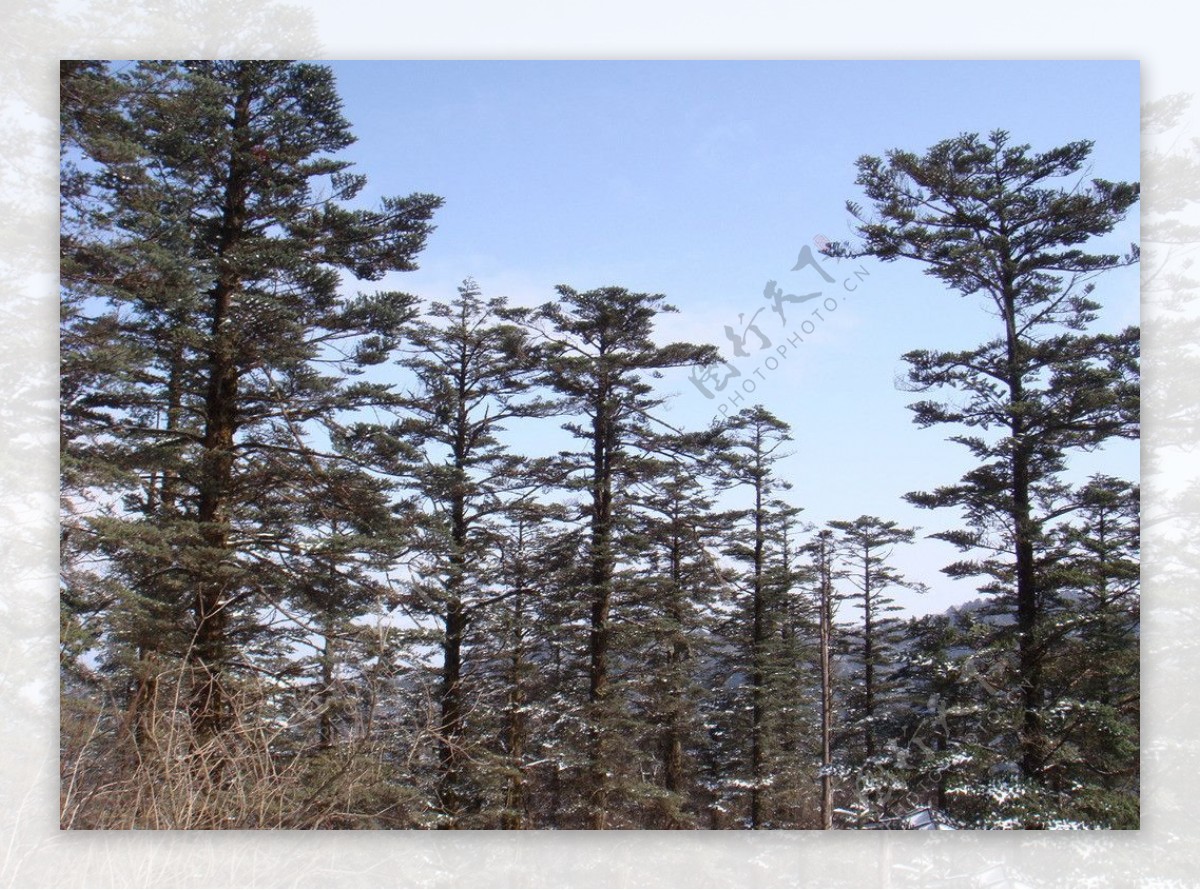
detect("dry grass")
[60,667,413,830]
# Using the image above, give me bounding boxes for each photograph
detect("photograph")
[59,59,1141,831]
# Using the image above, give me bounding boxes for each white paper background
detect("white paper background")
[4,2,1196,885]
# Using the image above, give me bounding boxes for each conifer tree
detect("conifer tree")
[388,279,550,826]
[830,131,1139,805]
[805,527,839,829]
[528,285,720,828]
[60,61,201,717]
[1037,475,1140,826]
[477,500,572,829]
[827,517,925,774]
[713,405,802,828]
[61,60,441,743]
[620,456,729,827]
[891,608,1001,821]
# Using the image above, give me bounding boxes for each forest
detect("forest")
[59,60,1140,830]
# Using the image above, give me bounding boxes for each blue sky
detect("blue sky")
[325,60,1141,615]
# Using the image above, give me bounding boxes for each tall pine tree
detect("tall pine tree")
[390,279,550,826]
[61,61,441,746]
[830,131,1139,817]
[827,515,925,821]
[527,285,719,828]
[713,406,803,828]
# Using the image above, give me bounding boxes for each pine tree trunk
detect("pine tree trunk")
[935,731,948,813]
[160,336,184,513]
[1014,446,1044,785]
[319,626,336,749]
[750,470,766,829]
[126,647,158,747]
[439,381,472,827]
[819,536,834,831]
[502,585,527,830]
[438,593,466,825]
[191,79,252,742]
[863,560,875,760]
[587,388,614,830]
[661,534,688,827]
[1002,282,1045,787]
